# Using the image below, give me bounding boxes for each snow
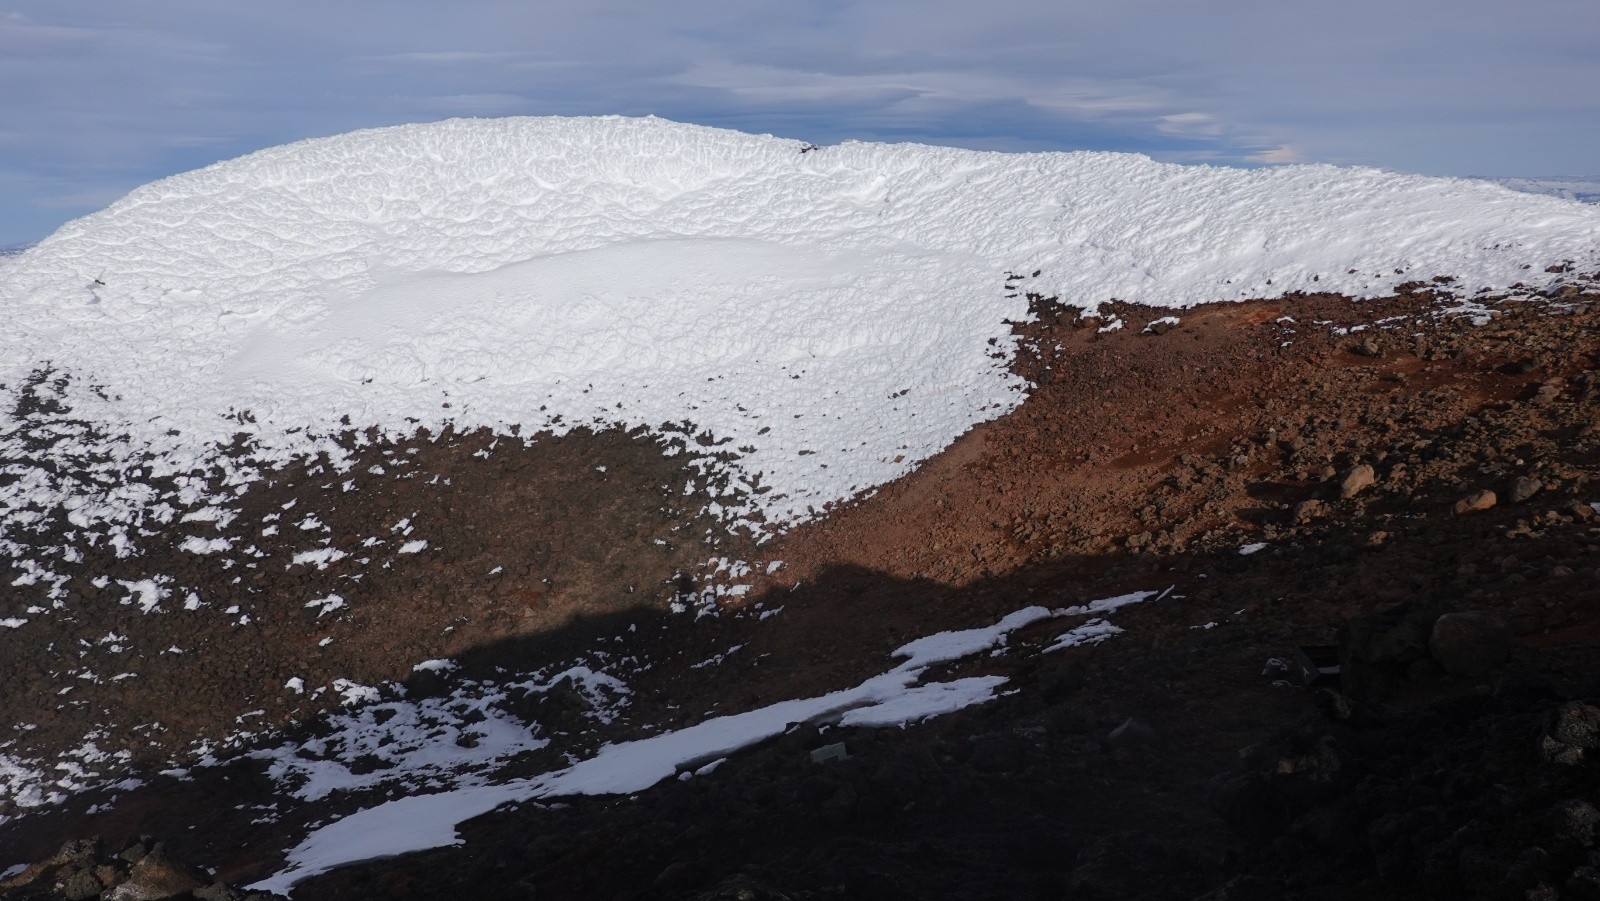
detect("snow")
[1239,542,1268,555]
[249,594,1155,893]
[3,115,1597,545]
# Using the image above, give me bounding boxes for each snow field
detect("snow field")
[3,115,1597,542]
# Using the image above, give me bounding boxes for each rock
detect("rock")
[1339,604,1440,699]
[1540,702,1600,765]
[1353,337,1383,357]
[1107,717,1157,747]
[1339,464,1377,499]
[104,850,204,900]
[59,869,105,901]
[1550,799,1600,848]
[1428,612,1511,678]
[1293,499,1324,523]
[1511,476,1542,503]
[1454,490,1497,515]
[49,838,103,867]
[808,742,848,764]
[1567,500,1596,521]
[195,883,246,901]
[1568,868,1600,901]
[971,734,1023,772]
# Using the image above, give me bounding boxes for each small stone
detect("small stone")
[1293,499,1324,523]
[1454,490,1498,515]
[1107,718,1157,746]
[1511,476,1542,503]
[1339,464,1377,499]
[1429,612,1511,678]
[1353,337,1383,357]
[808,742,848,764]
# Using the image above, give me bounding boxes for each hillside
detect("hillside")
[1,117,1599,900]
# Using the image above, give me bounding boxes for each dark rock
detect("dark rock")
[105,850,204,900]
[49,838,103,868]
[971,735,1022,773]
[1428,612,1511,678]
[194,883,246,901]
[1510,476,1542,503]
[1107,718,1157,746]
[1567,867,1600,901]
[1551,799,1600,848]
[1540,702,1600,765]
[1339,604,1441,699]
[654,862,709,891]
[58,869,104,901]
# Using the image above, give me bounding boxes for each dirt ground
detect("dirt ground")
[4,280,1600,900]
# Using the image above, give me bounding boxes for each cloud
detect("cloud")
[0,0,1595,245]
[1247,145,1306,165]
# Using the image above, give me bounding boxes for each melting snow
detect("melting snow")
[250,592,1161,892]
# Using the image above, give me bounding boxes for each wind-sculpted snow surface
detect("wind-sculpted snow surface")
[2,115,1598,531]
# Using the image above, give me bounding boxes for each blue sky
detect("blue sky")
[2,0,1597,246]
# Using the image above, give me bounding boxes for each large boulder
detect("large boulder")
[1338,603,1446,699]
[1429,612,1512,678]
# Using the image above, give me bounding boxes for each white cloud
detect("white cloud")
[0,0,1595,245]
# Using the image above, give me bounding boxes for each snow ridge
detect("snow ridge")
[3,115,1598,533]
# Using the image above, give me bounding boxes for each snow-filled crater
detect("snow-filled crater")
[2,115,1598,530]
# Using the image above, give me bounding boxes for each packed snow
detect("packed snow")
[3,115,1597,543]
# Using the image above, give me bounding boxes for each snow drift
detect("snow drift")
[2,115,1597,530]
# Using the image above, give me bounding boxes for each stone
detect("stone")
[59,869,105,901]
[808,742,848,764]
[1339,604,1438,699]
[1511,476,1542,503]
[195,883,245,901]
[104,851,203,901]
[1567,868,1600,901]
[1454,490,1497,515]
[1107,718,1157,746]
[1353,337,1383,357]
[1293,499,1324,523]
[49,838,102,867]
[1540,702,1600,765]
[1339,464,1377,499]
[1551,799,1600,848]
[1429,612,1511,678]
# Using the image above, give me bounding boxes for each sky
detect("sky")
[2,0,1597,246]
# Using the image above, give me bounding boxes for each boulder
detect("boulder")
[1429,612,1511,678]
[1510,476,1542,503]
[104,850,204,901]
[1339,464,1377,499]
[1339,603,1443,699]
[1454,490,1498,515]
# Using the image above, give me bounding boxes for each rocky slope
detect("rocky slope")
[2,277,1599,900]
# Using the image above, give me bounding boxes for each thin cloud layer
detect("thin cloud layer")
[1,0,1596,245]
